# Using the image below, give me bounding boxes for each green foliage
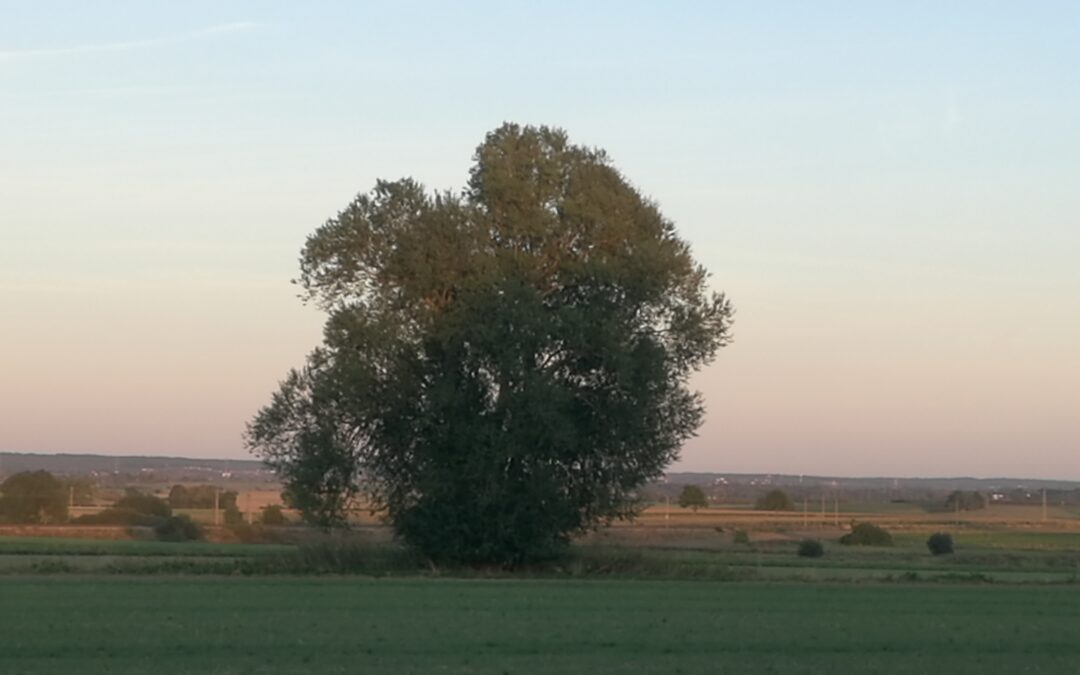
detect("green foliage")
[732,529,750,544]
[73,490,172,527]
[168,485,238,510]
[153,515,203,542]
[63,479,96,506]
[797,539,825,558]
[223,505,245,526]
[72,508,162,527]
[0,471,68,523]
[247,124,733,565]
[677,485,708,511]
[944,490,986,511]
[260,504,287,525]
[115,490,172,519]
[755,489,794,511]
[927,532,955,555]
[840,522,894,546]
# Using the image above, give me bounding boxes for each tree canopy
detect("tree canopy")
[677,485,708,511]
[247,123,733,564]
[116,490,172,518]
[755,489,794,512]
[0,471,67,524]
[169,484,237,510]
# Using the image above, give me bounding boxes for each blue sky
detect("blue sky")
[1,2,1077,477]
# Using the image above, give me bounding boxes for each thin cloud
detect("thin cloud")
[0,21,258,63]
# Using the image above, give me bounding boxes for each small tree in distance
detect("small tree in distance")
[677,485,708,511]
[755,489,794,511]
[0,471,68,524]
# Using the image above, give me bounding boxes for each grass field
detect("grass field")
[1,527,1078,581]
[1,521,1078,673]
[0,537,294,557]
[3,577,1080,674]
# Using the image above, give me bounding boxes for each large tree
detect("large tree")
[247,124,733,564]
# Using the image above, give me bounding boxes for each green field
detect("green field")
[1,531,1079,581]
[1,531,1079,673]
[2,577,1079,674]
[0,536,294,557]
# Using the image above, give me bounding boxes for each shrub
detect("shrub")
[840,522,893,546]
[223,505,245,526]
[168,485,238,510]
[77,491,173,527]
[733,529,750,544]
[797,539,825,558]
[72,508,161,527]
[927,532,954,555]
[755,489,794,511]
[261,505,287,525]
[154,515,202,542]
[226,522,259,543]
[115,491,172,518]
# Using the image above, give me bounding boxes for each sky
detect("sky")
[1,2,1077,478]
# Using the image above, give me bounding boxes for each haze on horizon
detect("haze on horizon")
[1,2,1077,480]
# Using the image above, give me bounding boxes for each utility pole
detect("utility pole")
[834,496,839,528]
[820,494,826,528]
[803,498,808,530]
[214,489,221,526]
[1042,488,1048,523]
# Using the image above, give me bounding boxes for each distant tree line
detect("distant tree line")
[643,481,1080,508]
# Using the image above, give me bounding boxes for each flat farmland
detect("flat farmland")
[2,578,1079,675]
[629,503,1080,530]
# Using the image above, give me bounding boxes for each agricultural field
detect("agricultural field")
[3,577,1080,674]
[630,502,1080,530]
[0,537,296,575]
[1,511,1079,673]
[2,501,1080,580]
